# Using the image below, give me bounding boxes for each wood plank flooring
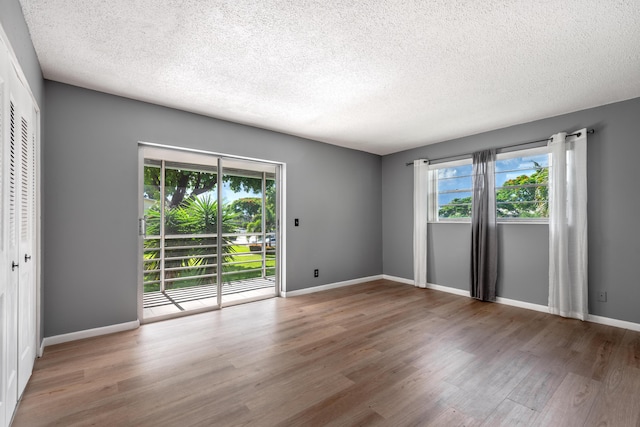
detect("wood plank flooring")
[13,280,640,426]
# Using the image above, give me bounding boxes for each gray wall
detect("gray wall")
[382,96,640,324]
[423,223,548,305]
[43,81,382,337]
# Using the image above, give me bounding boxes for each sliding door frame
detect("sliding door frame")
[137,142,286,323]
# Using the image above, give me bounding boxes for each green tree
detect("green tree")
[496,162,548,218]
[245,181,276,234]
[438,196,472,218]
[144,166,217,208]
[225,180,276,234]
[144,166,267,208]
[229,197,262,226]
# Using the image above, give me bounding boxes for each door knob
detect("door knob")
[12,261,19,271]
[25,254,32,262]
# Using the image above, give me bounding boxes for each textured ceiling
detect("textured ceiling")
[19,0,640,155]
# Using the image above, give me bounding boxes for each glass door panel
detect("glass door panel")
[264,177,277,278]
[142,160,162,294]
[142,156,220,318]
[220,160,277,305]
[162,161,219,295]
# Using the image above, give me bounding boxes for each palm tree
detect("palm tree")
[143,194,239,291]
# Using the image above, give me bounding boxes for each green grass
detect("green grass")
[222,245,275,282]
[227,245,275,265]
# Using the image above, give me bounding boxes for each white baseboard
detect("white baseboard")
[283,275,383,297]
[495,296,548,313]
[382,275,640,332]
[41,319,140,351]
[587,314,640,332]
[425,282,470,297]
[381,274,413,286]
[382,275,470,297]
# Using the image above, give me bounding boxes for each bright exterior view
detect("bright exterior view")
[435,150,549,220]
[142,157,277,317]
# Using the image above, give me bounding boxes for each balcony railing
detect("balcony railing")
[143,232,276,294]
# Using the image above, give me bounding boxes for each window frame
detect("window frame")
[427,146,550,224]
[428,158,473,223]
[495,146,549,224]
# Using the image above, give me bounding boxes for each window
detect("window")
[428,147,549,223]
[495,147,549,220]
[429,159,473,221]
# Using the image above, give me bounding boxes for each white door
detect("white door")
[0,35,38,426]
[17,95,36,396]
[0,35,10,426]
[3,71,20,426]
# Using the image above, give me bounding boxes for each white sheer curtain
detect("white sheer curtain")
[413,159,429,288]
[548,129,588,320]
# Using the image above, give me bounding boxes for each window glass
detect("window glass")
[428,148,549,222]
[431,161,473,220]
[495,152,549,219]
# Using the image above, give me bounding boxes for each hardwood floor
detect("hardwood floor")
[13,280,640,426]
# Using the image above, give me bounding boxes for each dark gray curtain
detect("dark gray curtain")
[470,149,497,301]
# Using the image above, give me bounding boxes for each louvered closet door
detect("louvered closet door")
[17,93,36,396]
[0,38,10,427]
[2,51,20,425]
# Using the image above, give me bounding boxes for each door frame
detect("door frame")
[137,142,286,323]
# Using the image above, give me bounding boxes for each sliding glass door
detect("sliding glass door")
[139,146,280,321]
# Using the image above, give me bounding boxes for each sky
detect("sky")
[220,181,261,203]
[437,153,549,205]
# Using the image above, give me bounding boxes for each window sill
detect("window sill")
[428,220,548,225]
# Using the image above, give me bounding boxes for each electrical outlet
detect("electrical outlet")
[598,291,607,302]
[314,269,319,278]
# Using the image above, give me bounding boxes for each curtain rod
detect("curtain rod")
[405,128,595,166]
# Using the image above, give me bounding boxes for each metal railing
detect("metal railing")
[143,232,276,293]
